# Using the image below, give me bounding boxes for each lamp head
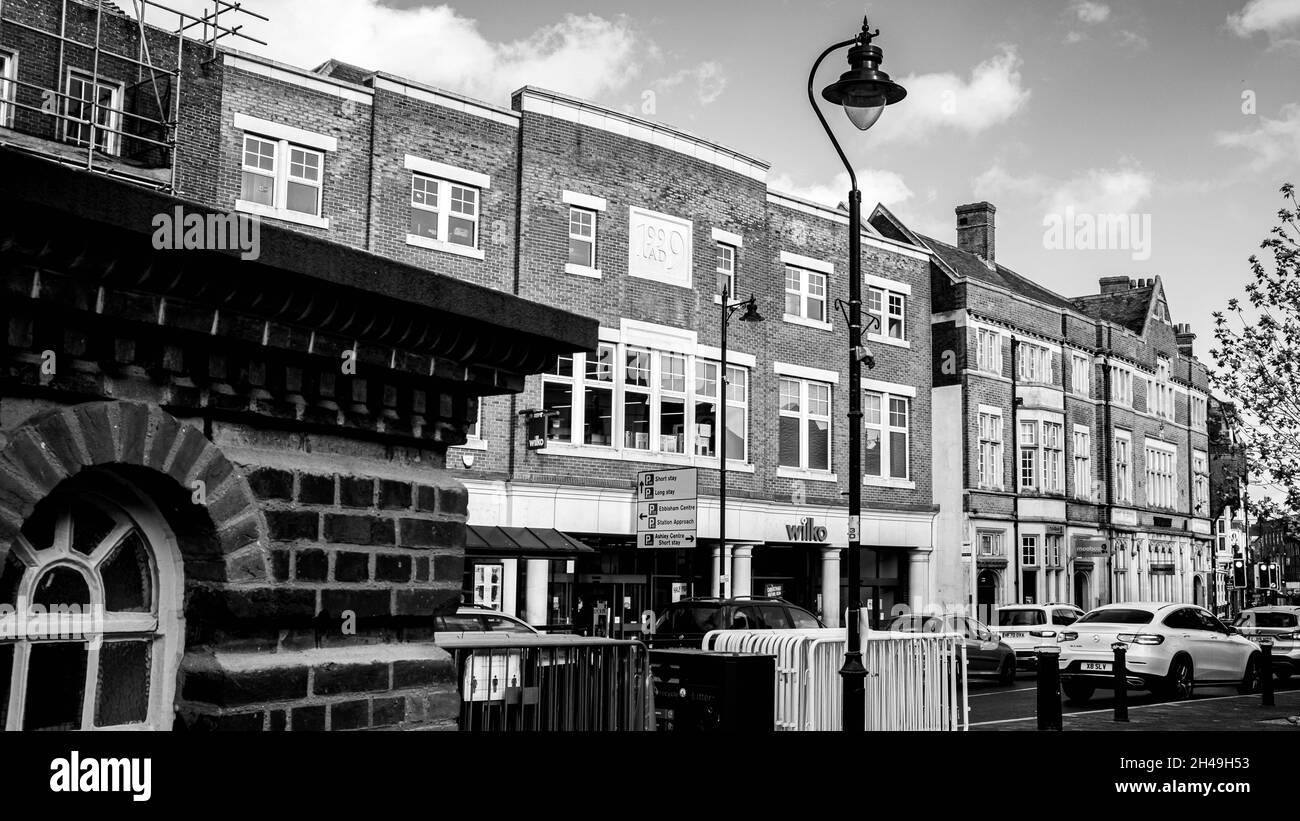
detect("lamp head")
[739,297,764,323]
[820,17,908,131]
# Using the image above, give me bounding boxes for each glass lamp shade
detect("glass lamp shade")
[844,99,886,131]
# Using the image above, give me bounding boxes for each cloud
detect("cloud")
[655,61,728,106]
[1215,103,1300,171]
[769,168,915,213]
[1064,30,1087,44]
[1074,1,1111,24]
[133,0,650,105]
[976,163,1154,216]
[1228,0,1300,37]
[1117,29,1151,49]
[864,48,1031,144]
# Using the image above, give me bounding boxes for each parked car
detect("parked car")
[1232,606,1300,680]
[1057,602,1262,704]
[880,613,1017,684]
[648,596,824,649]
[994,603,1086,670]
[434,606,540,641]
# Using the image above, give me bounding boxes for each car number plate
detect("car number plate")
[1081,661,1111,672]
[1002,632,1025,638]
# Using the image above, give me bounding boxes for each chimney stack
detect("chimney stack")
[1099,276,1130,295]
[955,202,996,263]
[1175,323,1196,357]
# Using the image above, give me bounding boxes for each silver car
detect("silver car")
[1233,606,1300,680]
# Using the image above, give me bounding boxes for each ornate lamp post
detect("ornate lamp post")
[808,16,907,732]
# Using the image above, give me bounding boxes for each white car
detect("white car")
[1233,606,1300,680]
[434,606,541,641]
[993,603,1085,670]
[1057,602,1262,703]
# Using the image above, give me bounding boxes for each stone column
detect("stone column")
[908,548,933,613]
[821,547,841,627]
[731,545,753,598]
[524,558,550,626]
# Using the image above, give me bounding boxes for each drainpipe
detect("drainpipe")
[1101,335,1116,604]
[1011,335,1021,604]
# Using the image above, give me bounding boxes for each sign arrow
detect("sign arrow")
[639,513,647,520]
[685,535,695,543]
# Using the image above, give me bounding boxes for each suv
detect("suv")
[994,603,1085,669]
[1233,606,1300,680]
[648,596,825,649]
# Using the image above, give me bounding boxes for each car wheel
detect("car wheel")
[997,656,1016,685]
[1237,654,1262,695]
[1062,680,1094,704]
[1161,656,1194,701]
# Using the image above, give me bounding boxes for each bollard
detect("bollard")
[1111,642,1129,722]
[1036,645,1063,731]
[1260,638,1275,707]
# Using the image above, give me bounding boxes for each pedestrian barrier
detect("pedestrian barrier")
[441,634,654,731]
[704,627,968,731]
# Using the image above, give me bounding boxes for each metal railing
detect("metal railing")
[440,635,654,731]
[704,627,969,731]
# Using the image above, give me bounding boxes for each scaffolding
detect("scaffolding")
[0,0,267,190]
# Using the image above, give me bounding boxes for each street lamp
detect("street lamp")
[717,281,763,599]
[809,17,907,733]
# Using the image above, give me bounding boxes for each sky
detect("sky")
[142,0,1300,363]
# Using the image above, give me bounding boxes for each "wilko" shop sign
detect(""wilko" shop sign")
[785,516,828,542]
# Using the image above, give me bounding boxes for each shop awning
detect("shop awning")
[465,525,597,558]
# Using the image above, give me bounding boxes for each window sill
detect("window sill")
[867,334,911,350]
[782,314,833,332]
[235,200,329,229]
[405,233,486,260]
[452,437,488,452]
[564,263,602,278]
[776,466,838,482]
[864,476,915,489]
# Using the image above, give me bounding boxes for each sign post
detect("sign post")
[635,468,698,549]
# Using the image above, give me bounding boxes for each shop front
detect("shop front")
[461,525,596,631]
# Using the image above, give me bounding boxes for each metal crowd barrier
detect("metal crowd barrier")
[704,628,969,731]
[440,635,654,731]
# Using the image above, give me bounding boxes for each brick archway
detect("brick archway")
[0,401,267,582]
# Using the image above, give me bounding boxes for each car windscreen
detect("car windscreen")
[1253,612,1298,629]
[658,606,720,633]
[997,610,1045,626]
[1075,609,1153,625]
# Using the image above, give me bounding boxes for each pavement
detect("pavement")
[972,688,1300,731]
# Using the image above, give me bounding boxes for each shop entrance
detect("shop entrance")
[977,569,999,625]
[1073,571,1090,610]
[576,574,647,639]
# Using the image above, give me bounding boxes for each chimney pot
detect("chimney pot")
[955,202,996,263]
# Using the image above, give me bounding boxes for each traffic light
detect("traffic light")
[1268,563,1281,589]
[1232,560,1246,588]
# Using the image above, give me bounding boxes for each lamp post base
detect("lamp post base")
[840,650,867,732]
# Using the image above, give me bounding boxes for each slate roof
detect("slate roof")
[1070,287,1154,335]
[312,59,374,85]
[916,233,1078,312]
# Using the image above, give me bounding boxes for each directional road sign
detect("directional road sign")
[635,467,698,548]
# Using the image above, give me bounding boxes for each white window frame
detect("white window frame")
[1047,534,1063,567]
[1042,421,1064,493]
[566,205,599,276]
[0,50,15,128]
[1193,449,1209,515]
[1111,366,1133,407]
[1017,342,1053,384]
[1071,354,1091,397]
[539,342,750,469]
[866,279,908,346]
[402,155,489,258]
[778,376,834,477]
[1114,430,1133,504]
[863,387,911,485]
[977,529,1006,557]
[1191,395,1207,429]
[235,131,330,229]
[2,486,183,731]
[783,264,831,330]
[63,68,123,156]
[976,328,1003,375]
[1144,439,1177,510]
[1021,534,1038,566]
[977,406,1004,490]
[1072,424,1092,501]
[716,242,737,300]
[1019,420,1038,490]
[1148,357,1174,420]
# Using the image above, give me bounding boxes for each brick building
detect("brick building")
[0,0,594,730]
[893,202,1215,620]
[0,0,939,649]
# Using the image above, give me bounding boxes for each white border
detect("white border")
[562,190,607,212]
[780,250,834,275]
[711,227,744,247]
[861,377,916,398]
[864,273,912,296]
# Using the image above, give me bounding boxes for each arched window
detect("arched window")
[1,474,183,731]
